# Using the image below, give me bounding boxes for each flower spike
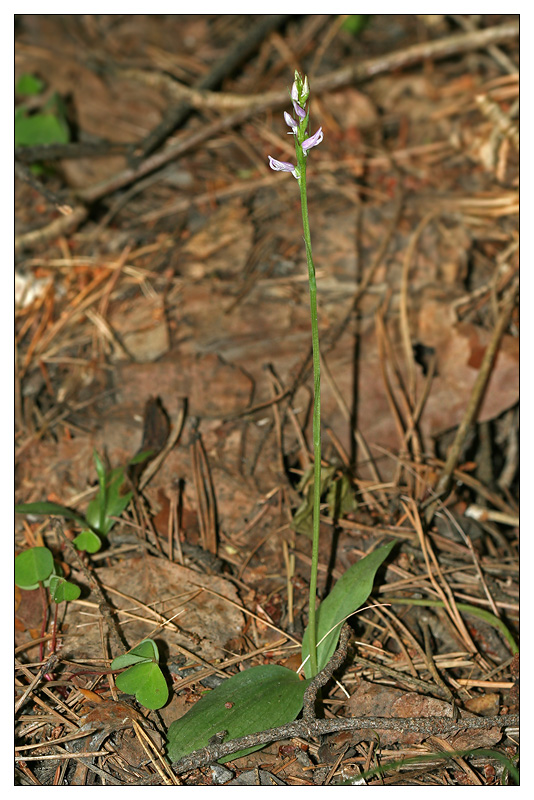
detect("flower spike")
[267,72,322,180]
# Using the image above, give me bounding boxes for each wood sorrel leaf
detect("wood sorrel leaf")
[115,661,168,710]
[111,639,159,669]
[167,665,310,764]
[301,541,396,678]
[72,529,102,553]
[15,547,54,589]
[49,575,81,603]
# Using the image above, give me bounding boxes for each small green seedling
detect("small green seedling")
[15,449,152,553]
[111,639,169,710]
[15,546,80,603]
[341,15,371,36]
[15,73,70,150]
[291,465,357,537]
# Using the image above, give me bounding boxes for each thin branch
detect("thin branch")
[170,712,518,777]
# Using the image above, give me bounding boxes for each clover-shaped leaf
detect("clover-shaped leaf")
[112,640,168,710]
[72,529,102,554]
[111,639,159,669]
[115,662,168,710]
[49,575,81,603]
[15,547,54,590]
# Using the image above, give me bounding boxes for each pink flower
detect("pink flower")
[302,127,323,154]
[268,156,299,178]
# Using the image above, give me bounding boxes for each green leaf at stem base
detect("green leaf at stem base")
[301,540,395,678]
[167,665,309,764]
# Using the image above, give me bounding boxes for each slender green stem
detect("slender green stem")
[296,146,321,678]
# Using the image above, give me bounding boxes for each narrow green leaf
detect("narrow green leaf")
[93,449,107,487]
[85,460,132,535]
[291,466,337,537]
[15,547,54,589]
[302,541,395,678]
[351,748,518,786]
[111,639,159,669]
[129,449,156,466]
[115,662,169,710]
[388,597,519,654]
[72,529,102,554]
[15,501,87,527]
[92,450,108,533]
[103,468,132,521]
[167,665,309,764]
[326,474,357,519]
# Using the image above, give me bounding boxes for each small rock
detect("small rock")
[210,764,234,785]
[228,769,287,786]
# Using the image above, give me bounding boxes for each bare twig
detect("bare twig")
[53,520,126,654]
[17,20,518,249]
[169,713,518,778]
[303,623,351,724]
[132,14,292,160]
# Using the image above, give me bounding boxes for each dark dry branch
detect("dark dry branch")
[15,19,518,251]
[53,520,126,654]
[302,623,351,724]
[133,14,292,161]
[80,19,518,205]
[135,20,518,113]
[170,713,518,777]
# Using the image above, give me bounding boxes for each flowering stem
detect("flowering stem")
[268,72,324,678]
[295,146,321,679]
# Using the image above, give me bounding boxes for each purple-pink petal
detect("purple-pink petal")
[284,111,298,129]
[292,101,306,119]
[302,127,323,152]
[268,156,296,172]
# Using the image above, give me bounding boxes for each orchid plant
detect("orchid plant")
[268,72,324,677]
[166,73,395,766]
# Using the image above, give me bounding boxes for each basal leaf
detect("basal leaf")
[167,665,309,764]
[15,547,54,589]
[115,662,168,710]
[302,541,395,678]
[103,468,133,522]
[15,501,87,527]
